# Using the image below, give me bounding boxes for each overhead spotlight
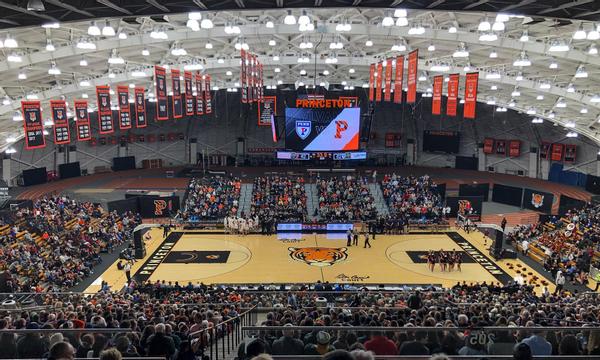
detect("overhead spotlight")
[526,108,536,115]
[41,22,60,29]
[513,52,531,66]
[79,57,88,66]
[567,83,575,93]
[298,10,310,26]
[515,72,523,81]
[489,50,498,58]
[349,68,355,73]
[548,40,569,52]
[300,69,307,75]
[536,94,544,100]
[587,27,600,40]
[477,18,491,31]
[491,21,505,31]
[531,117,543,124]
[427,43,435,51]
[27,0,45,11]
[495,13,510,22]
[589,44,598,55]
[186,19,200,31]
[511,88,521,97]
[142,48,150,56]
[48,62,61,75]
[102,21,115,36]
[565,121,576,128]
[217,58,224,64]
[519,30,529,42]
[118,32,127,40]
[7,53,22,63]
[269,39,276,46]
[539,82,551,89]
[394,9,407,17]
[150,28,168,39]
[452,43,469,57]
[485,71,501,80]
[549,60,558,69]
[274,67,281,73]
[79,80,91,87]
[463,64,471,72]
[391,43,406,51]
[491,85,498,90]
[590,94,600,103]
[131,69,147,77]
[108,51,124,64]
[226,70,232,76]
[408,24,425,35]
[418,73,426,81]
[547,111,555,118]
[395,17,408,27]
[88,21,101,36]
[382,12,394,27]
[581,107,588,114]
[265,21,274,28]
[188,12,202,20]
[575,64,588,78]
[479,32,498,41]
[555,98,567,108]
[323,70,330,75]
[12,111,23,121]
[2,96,10,105]
[284,10,297,25]
[566,131,578,138]
[45,39,55,52]
[17,71,26,80]
[200,17,213,29]
[205,42,213,49]
[76,37,96,50]
[365,40,373,47]
[448,26,457,33]
[3,34,18,48]
[573,24,587,40]
[272,55,280,61]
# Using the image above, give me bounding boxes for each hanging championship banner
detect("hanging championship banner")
[540,142,550,159]
[258,63,264,101]
[564,144,576,162]
[509,140,521,157]
[432,75,443,115]
[258,96,276,126]
[204,75,212,114]
[384,58,393,102]
[483,138,494,154]
[50,100,70,145]
[134,87,147,128]
[447,73,460,116]
[184,71,194,116]
[171,69,183,119]
[21,101,45,149]
[407,49,418,103]
[394,56,404,104]
[195,72,204,115]
[96,85,114,134]
[74,100,91,141]
[241,49,248,103]
[154,66,168,120]
[551,143,564,161]
[117,85,131,130]
[251,55,257,102]
[375,61,383,102]
[464,72,479,119]
[368,64,375,102]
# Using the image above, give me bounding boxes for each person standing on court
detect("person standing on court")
[501,217,507,233]
[124,260,132,284]
[346,228,352,247]
[352,228,359,246]
[554,270,566,294]
[364,232,372,248]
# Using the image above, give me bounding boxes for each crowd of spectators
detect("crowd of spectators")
[0,195,139,292]
[250,176,307,224]
[317,176,377,222]
[0,281,597,359]
[509,203,600,288]
[183,176,241,221]
[381,174,444,223]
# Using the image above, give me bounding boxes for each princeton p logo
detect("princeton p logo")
[154,200,167,216]
[335,120,348,139]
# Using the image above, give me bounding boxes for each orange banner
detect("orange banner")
[464,72,479,119]
[432,75,443,115]
[384,58,393,102]
[375,62,383,102]
[446,73,459,116]
[394,56,404,104]
[407,50,418,103]
[368,64,375,101]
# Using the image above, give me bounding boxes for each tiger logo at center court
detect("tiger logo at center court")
[288,247,348,267]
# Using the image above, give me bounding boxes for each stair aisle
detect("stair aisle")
[368,183,390,217]
[239,183,254,216]
[305,183,319,220]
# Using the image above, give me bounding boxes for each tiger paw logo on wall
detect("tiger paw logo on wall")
[154,200,168,216]
[531,193,544,208]
[288,247,348,267]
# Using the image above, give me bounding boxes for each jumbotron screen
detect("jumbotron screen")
[285,107,360,151]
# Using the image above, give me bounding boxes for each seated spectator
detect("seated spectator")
[183,176,241,220]
[317,175,377,221]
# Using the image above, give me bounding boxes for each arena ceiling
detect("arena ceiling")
[1,1,600,149]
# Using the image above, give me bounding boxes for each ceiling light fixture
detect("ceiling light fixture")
[573,24,587,40]
[284,10,297,25]
[519,30,529,42]
[477,18,491,31]
[45,39,55,51]
[101,21,115,36]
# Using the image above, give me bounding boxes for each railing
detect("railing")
[190,305,257,360]
[269,357,598,359]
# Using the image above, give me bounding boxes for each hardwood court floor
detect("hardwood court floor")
[85,228,554,293]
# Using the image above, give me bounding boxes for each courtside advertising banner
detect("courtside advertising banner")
[134,87,147,128]
[74,100,91,141]
[154,66,168,120]
[195,72,204,115]
[21,101,45,149]
[117,85,132,130]
[184,71,194,116]
[384,58,393,102]
[171,69,183,119]
[464,72,479,119]
[96,85,114,134]
[204,75,212,114]
[407,50,418,103]
[447,73,459,116]
[368,64,375,102]
[50,100,70,144]
[432,75,443,115]
[394,56,404,104]
[375,61,383,102]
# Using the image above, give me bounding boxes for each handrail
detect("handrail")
[242,325,593,331]
[0,328,134,334]
[189,304,257,338]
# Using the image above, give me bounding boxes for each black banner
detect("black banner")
[445,196,483,220]
[96,85,114,134]
[559,195,586,214]
[138,195,180,218]
[522,188,554,213]
[134,87,147,128]
[171,68,183,119]
[492,184,523,207]
[184,71,194,116]
[195,72,204,115]
[21,101,45,149]
[74,100,91,141]
[117,85,132,130]
[459,183,489,201]
[50,100,70,145]
[107,197,140,214]
[155,66,168,120]
[586,175,600,195]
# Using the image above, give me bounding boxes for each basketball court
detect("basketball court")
[85,227,553,293]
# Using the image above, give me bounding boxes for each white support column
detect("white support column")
[529,151,538,178]
[118,144,127,157]
[68,145,77,163]
[597,158,600,177]
[406,140,415,165]
[2,156,10,186]
[189,139,197,165]
[540,159,550,180]
[56,146,66,167]
[478,146,486,171]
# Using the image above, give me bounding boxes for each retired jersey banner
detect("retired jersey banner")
[204,75,212,114]
[154,66,168,120]
[394,56,404,104]
[564,144,576,163]
[117,86,132,130]
[551,143,564,161]
[21,101,45,149]
[96,85,114,134]
[134,87,147,128]
[258,63,264,101]
[483,138,494,154]
[258,96,276,126]
[241,49,248,103]
[171,69,183,119]
[384,58,393,102]
[74,100,91,141]
[249,55,256,103]
[195,72,204,115]
[446,73,460,116]
[407,49,418,103]
[368,64,375,102]
[375,61,383,102]
[184,71,194,116]
[464,72,479,119]
[509,140,521,157]
[432,75,443,115]
[50,100,70,144]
